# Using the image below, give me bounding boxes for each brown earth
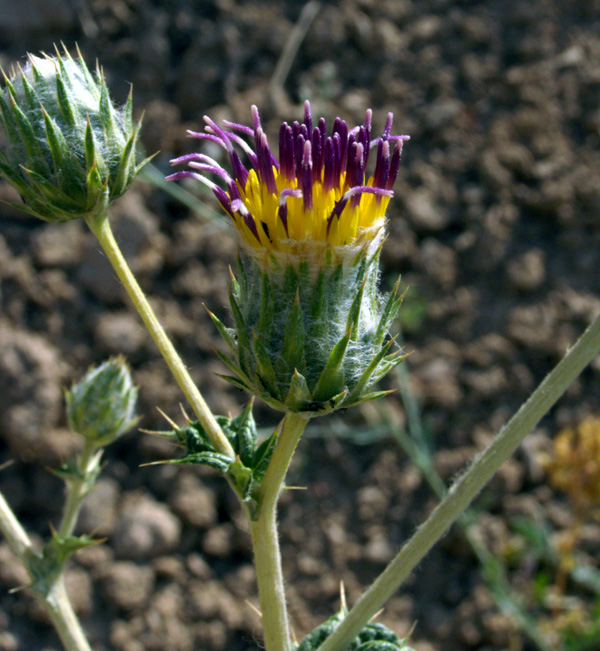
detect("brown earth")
[1,1,600,650]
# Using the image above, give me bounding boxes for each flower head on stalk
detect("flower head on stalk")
[0,45,150,223]
[169,102,409,415]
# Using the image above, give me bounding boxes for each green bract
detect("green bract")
[66,357,138,446]
[0,46,149,223]
[209,247,406,416]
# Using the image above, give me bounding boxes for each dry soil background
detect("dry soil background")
[1,1,600,650]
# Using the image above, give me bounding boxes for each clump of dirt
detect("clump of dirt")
[2,2,600,650]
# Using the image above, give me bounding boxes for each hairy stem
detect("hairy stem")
[250,412,309,651]
[0,492,92,651]
[57,440,100,540]
[318,311,600,651]
[85,213,235,459]
[44,577,92,651]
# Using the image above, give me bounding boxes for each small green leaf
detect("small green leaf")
[252,431,278,481]
[170,451,233,473]
[229,401,256,467]
[283,369,311,411]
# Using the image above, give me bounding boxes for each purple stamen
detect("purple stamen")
[322,137,335,192]
[318,117,327,145]
[332,133,342,188]
[230,149,249,188]
[294,133,305,182]
[382,112,393,140]
[232,199,261,242]
[372,140,389,190]
[279,123,295,180]
[255,128,277,195]
[312,127,323,183]
[222,119,254,137]
[386,139,404,191]
[301,140,313,211]
[251,105,261,131]
[303,100,312,136]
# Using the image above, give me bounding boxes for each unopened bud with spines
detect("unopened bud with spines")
[66,357,138,447]
[0,45,151,223]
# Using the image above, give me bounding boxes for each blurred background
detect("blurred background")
[1,1,600,650]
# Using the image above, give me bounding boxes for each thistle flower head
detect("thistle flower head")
[170,104,409,415]
[169,101,409,268]
[0,45,149,223]
[66,357,139,446]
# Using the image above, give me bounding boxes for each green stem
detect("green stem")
[318,311,600,651]
[84,213,235,459]
[57,440,100,540]
[250,412,309,651]
[0,491,91,651]
[44,577,92,651]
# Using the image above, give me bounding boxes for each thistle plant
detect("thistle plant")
[2,45,600,651]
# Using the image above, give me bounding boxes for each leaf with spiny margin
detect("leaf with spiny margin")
[50,458,83,482]
[227,459,253,498]
[207,309,236,353]
[276,290,306,379]
[226,400,256,467]
[252,430,278,481]
[168,451,233,473]
[345,336,398,404]
[283,369,311,411]
[311,326,352,401]
[182,422,213,454]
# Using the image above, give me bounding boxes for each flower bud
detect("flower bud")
[66,357,138,446]
[0,46,150,223]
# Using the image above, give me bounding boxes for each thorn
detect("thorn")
[179,404,192,423]
[339,581,347,613]
[283,485,308,490]
[369,607,384,622]
[245,599,262,619]
[156,406,178,430]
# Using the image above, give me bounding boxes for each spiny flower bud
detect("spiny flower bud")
[66,357,138,446]
[170,102,409,415]
[0,45,150,223]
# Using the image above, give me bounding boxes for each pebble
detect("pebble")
[113,494,181,559]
